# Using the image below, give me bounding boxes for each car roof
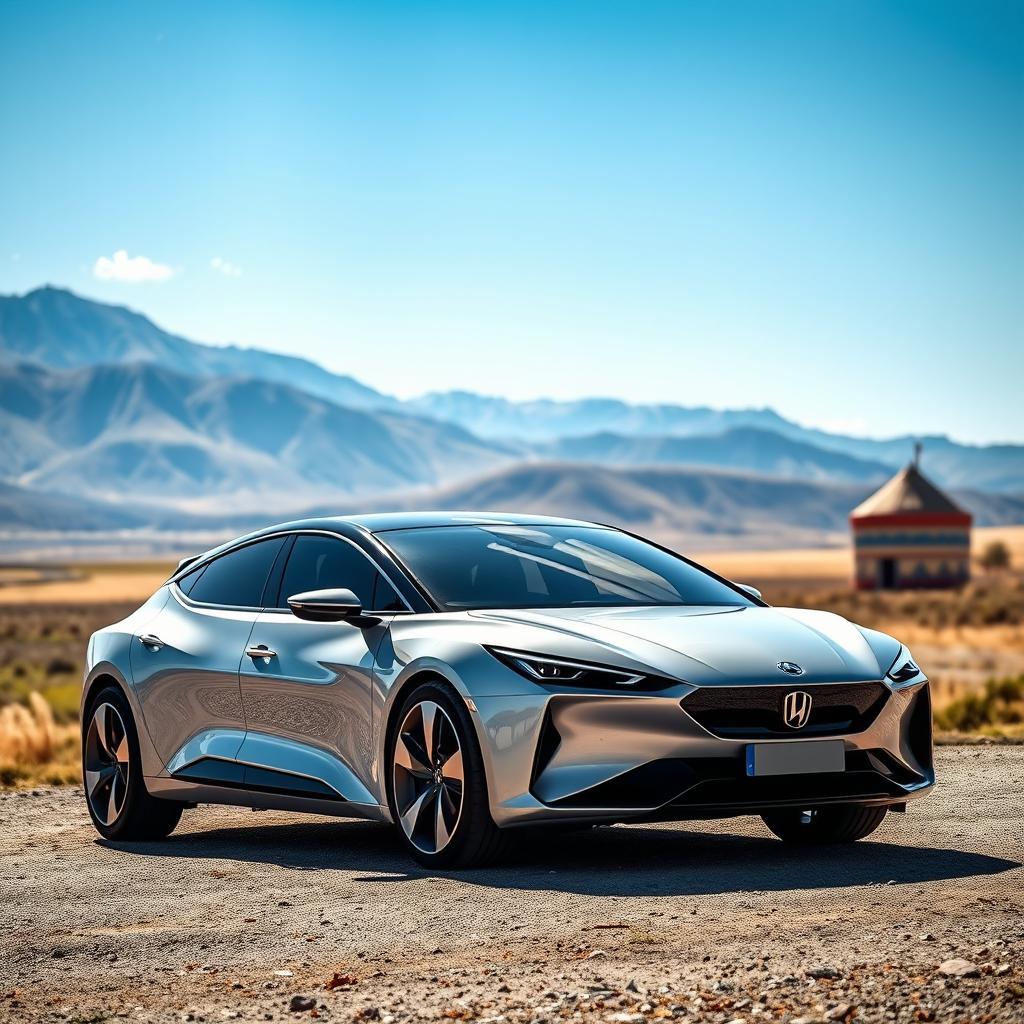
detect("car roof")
[343,510,603,533]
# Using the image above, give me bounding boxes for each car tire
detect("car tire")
[82,685,184,841]
[386,679,507,869]
[761,804,888,844]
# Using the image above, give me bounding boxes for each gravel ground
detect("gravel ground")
[1,747,1022,1024]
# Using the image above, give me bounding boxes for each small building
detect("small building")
[850,446,972,591]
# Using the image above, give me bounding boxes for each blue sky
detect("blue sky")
[1,1,1021,443]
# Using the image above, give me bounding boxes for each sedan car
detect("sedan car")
[83,512,933,867]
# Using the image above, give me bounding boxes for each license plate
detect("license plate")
[745,739,845,777]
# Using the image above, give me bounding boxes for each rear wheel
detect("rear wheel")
[387,680,506,868]
[82,686,183,841]
[761,804,888,844]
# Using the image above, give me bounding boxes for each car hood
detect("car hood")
[467,604,889,686]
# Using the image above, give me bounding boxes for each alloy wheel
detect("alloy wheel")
[84,702,130,826]
[392,699,465,854]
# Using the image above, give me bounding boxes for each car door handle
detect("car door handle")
[245,645,277,660]
[138,634,164,650]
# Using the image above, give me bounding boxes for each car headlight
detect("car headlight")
[887,645,923,686]
[486,646,671,691]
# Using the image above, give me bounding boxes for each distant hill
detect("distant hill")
[541,427,892,484]
[0,363,511,512]
[0,286,396,412]
[413,391,1024,493]
[778,429,1024,494]
[408,390,794,443]
[0,480,149,531]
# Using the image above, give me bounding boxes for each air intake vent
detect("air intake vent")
[681,682,889,739]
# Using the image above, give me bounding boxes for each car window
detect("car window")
[372,573,406,612]
[379,524,755,611]
[185,537,288,608]
[277,535,383,610]
[176,563,206,596]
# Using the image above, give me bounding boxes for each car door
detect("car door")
[237,532,407,805]
[130,536,289,779]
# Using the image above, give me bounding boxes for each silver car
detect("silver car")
[83,513,933,867]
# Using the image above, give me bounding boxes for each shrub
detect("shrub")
[0,692,80,786]
[979,540,1011,572]
[936,675,1024,733]
[0,692,59,764]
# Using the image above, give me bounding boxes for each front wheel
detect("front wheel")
[387,680,506,868]
[82,686,183,841]
[761,804,888,844]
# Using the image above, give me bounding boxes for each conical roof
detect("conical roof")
[851,462,969,519]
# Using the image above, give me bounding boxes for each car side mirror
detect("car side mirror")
[736,583,763,602]
[287,588,362,622]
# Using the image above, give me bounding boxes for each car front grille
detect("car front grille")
[680,681,890,739]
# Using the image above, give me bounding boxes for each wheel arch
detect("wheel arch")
[82,665,131,715]
[378,666,486,821]
[82,663,165,778]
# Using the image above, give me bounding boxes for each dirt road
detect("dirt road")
[2,747,1022,1023]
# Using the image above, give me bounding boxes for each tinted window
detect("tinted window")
[380,525,755,611]
[278,535,381,609]
[176,563,206,596]
[186,537,287,608]
[372,573,406,612]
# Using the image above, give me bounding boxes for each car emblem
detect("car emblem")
[782,690,813,729]
[777,661,804,676]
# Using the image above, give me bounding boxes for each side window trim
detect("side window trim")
[172,536,286,612]
[177,561,208,596]
[172,529,415,614]
[261,534,296,610]
[371,572,404,613]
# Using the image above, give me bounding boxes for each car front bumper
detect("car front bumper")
[472,678,934,827]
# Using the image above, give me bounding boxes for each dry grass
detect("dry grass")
[0,601,132,787]
[0,560,173,605]
[934,676,1024,740]
[0,691,80,787]
[0,600,137,721]
[703,546,852,587]
[768,576,1024,632]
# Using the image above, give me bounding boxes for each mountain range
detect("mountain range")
[1,285,1022,549]
[0,361,510,512]
[409,392,1024,493]
[539,428,893,484]
[0,285,393,412]
[407,390,796,443]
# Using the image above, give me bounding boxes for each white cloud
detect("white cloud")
[93,249,175,283]
[210,256,242,278]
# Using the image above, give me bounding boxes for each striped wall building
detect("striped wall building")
[850,454,972,591]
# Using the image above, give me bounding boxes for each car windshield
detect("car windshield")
[378,524,755,611]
